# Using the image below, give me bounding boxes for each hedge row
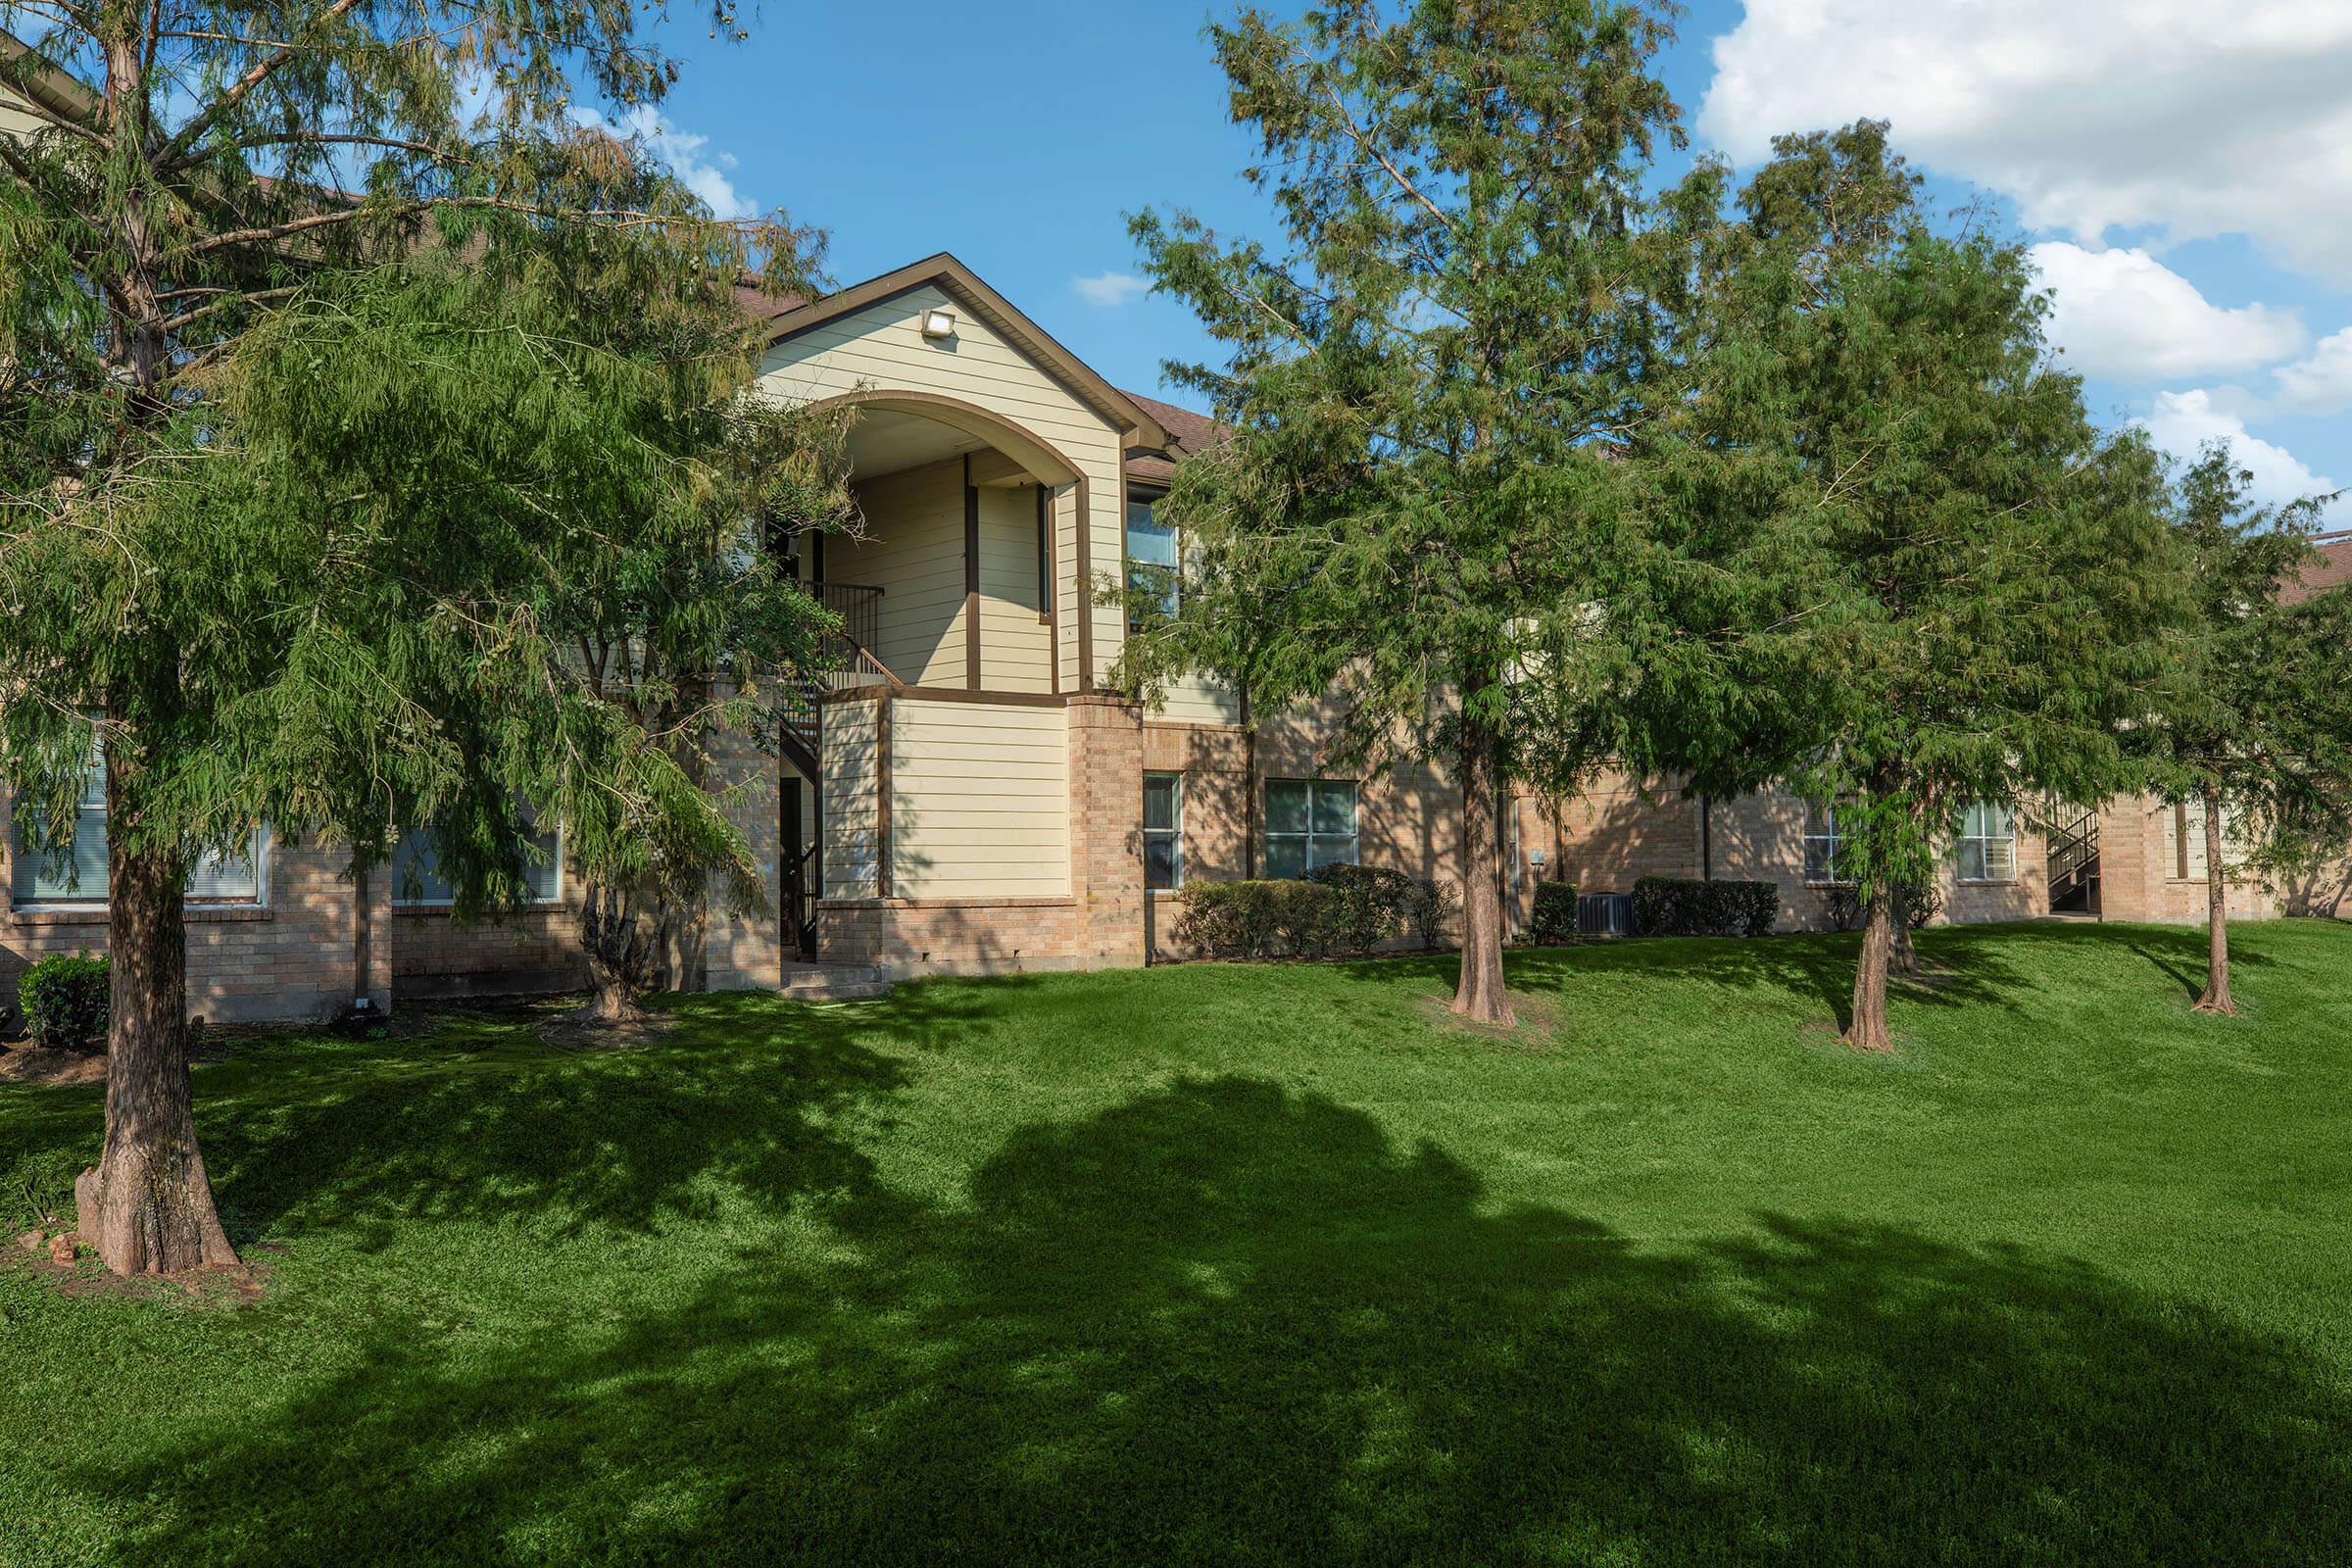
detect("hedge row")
[1631,877,1781,938]
[1174,863,1456,959]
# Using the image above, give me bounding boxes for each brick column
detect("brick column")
[1068,693,1146,969]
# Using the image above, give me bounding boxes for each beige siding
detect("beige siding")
[1158,670,1244,724]
[834,459,967,684]
[821,702,881,898]
[890,700,1068,899]
[0,94,43,141]
[977,483,1054,692]
[757,283,1126,689]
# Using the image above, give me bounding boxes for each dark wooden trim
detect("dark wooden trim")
[1043,484,1061,695]
[875,695,894,901]
[1077,471,1094,693]
[819,684,1068,709]
[964,454,982,690]
[812,529,826,587]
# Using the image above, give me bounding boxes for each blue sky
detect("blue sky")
[632,0,2349,514]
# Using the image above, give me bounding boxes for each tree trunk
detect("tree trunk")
[1841,878,1896,1052]
[580,880,653,1022]
[1889,897,1918,977]
[2194,785,2234,1015]
[1451,710,1514,1025]
[75,835,238,1274]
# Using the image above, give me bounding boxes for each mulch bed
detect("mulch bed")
[0,1044,105,1088]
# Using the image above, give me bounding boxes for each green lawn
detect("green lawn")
[3,921,2349,1565]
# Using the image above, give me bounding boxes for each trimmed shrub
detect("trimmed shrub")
[1270,879,1341,957]
[1174,880,1282,958]
[1824,881,1943,933]
[20,952,108,1052]
[1304,862,1410,955]
[1175,865,1427,959]
[1632,877,1781,938]
[1530,881,1580,945]
[1401,877,1456,952]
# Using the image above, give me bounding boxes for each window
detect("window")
[1035,484,1054,616]
[1144,772,1183,890]
[1955,802,2016,882]
[391,817,563,906]
[1126,496,1178,625]
[1803,804,1847,884]
[11,758,263,906]
[1265,780,1358,879]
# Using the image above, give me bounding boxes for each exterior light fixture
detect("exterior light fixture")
[919,307,956,340]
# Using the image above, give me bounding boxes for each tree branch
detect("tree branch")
[157,0,364,167]
[158,284,302,334]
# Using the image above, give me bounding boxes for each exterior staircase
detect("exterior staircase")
[2045,802,2101,913]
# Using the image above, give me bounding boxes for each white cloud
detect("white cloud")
[571,105,756,221]
[2272,327,2352,416]
[2030,243,2305,381]
[2135,389,2338,508]
[1073,271,1150,308]
[1697,1,2352,283]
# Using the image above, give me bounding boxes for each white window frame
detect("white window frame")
[1144,771,1184,891]
[1264,779,1359,879]
[1955,801,2017,883]
[10,758,270,909]
[1125,495,1179,625]
[1803,804,1848,886]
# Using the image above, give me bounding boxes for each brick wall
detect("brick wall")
[816,694,1148,975]
[2095,794,2290,925]
[0,820,384,1027]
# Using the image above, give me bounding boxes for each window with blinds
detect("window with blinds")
[11,763,264,905]
[390,819,563,906]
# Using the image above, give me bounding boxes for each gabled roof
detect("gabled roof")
[1121,391,1226,488]
[2282,530,2352,605]
[756,252,1168,451]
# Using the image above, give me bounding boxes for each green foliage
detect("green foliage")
[1401,876,1458,952]
[1117,0,1708,1010]
[1176,880,1300,959]
[1303,862,1412,954]
[1531,882,1582,945]
[1632,878,1780,939]
[2140,447,2352,877]
[0,0,823,918]
[1176,868,1434,960]
[1634,121,2183,1034]
[1823,882,1944,934]
[17,953,108,1053]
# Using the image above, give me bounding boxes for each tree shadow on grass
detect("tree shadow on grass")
[100,1075,2352,1565]
[195,981,1040,1248]
[1335,921,2281,1041]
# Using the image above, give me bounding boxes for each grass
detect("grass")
[2,919,2349,1566]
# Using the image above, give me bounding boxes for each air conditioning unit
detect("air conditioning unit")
[1577,892,1633,938]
